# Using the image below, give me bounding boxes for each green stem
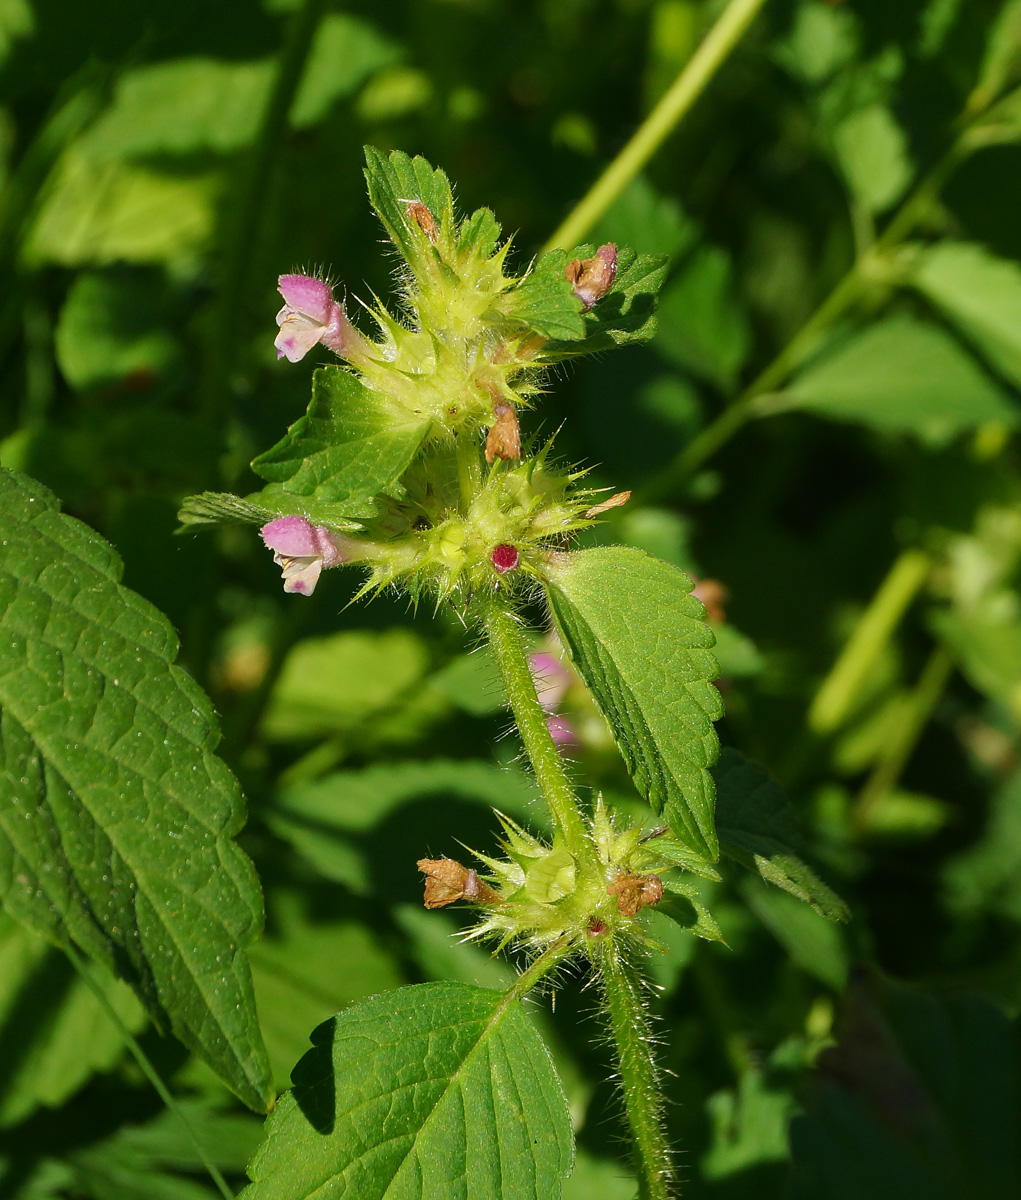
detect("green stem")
[63,944,234,1200]
[543,0,769,252]
[594,938,672,1200]
[640,139,970,499]
[484,601,590,856]
[199,0,326,429]
[508,934,576,1000]
[808,548,932,736]
[854,645,955,832]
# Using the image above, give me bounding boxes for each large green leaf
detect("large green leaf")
[0,469,273,1111]
[543,546,722,858]
[251,367,431,522]
[242,981,573,1199]
[911,240,1021,390]
[783,316,1017,442]
[714,749,849,922]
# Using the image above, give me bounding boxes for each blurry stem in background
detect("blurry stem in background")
[484,601,592,861]
[63,944,234,1200]
[854,646,955,833]
[808,549,933,737]
[640,141,970,501]
[543,0,769,252]
[198,0,326,432]
[594,941,673,1200]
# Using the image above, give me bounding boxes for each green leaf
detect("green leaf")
[789,976,1019,1199]
[974,0,1021,108]
[944,764,1021,922]
[251,367,431,522]
[79,59,272,159]
[0,914,145,1128]
[831,104,912,213]
[176,491,284,531]
[911,240,1021,390]
[290,15,401,129]
[783,316,1018,443]
[269,758,543,892]
[242,982,573,1199]
[542,245,669,357]
[499,248,586,341]
[54,270,180,392]
[654,244,751,389]
[713,749,849,922]
[429,648,506,716]
[250,894,403,1088]
[24,149,216,267]
[658,875,725,943]
[741,878,849,990]
[262,628,431,741]
[930,605,1021,721]
[0,469,273,1111]
[363,146,455,270]
[544,546,722,859]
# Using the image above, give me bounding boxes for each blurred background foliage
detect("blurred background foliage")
[2,0,1021,1196]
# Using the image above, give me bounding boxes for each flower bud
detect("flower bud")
[565,243,617,311]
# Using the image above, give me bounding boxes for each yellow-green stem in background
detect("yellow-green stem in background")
[543,0,769,252]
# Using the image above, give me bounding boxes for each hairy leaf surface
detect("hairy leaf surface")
[544,546,722,858]
[251,367,430,522]
[242,981,573,1200]
[0,469,273,1111]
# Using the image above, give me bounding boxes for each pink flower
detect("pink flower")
[564,243,617,311]
[260,516,346,595]
[274,274,355,363]
[547,713,580,754]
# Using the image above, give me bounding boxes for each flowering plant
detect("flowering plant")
[179,148,845,1198]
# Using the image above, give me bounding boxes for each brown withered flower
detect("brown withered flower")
[565,243,617,311]
[485,403,521,463]
[418,858,502,909]
[584,490,631,519]
[405,200,438,244]
[606,872,664,917]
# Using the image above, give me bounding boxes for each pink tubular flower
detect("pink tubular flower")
[274,274,353,363]
[260,516,346,595]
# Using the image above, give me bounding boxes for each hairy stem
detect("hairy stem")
[809,548,932,736]
[594,938,672,1200]
[63,944,234,1200]
[484,600,591,857]
[854,645,955,832]
[543,0,769,252]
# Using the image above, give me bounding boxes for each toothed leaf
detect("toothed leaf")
[241,982,573,1199]
[544,546,722,859]
[251,366,431,522]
